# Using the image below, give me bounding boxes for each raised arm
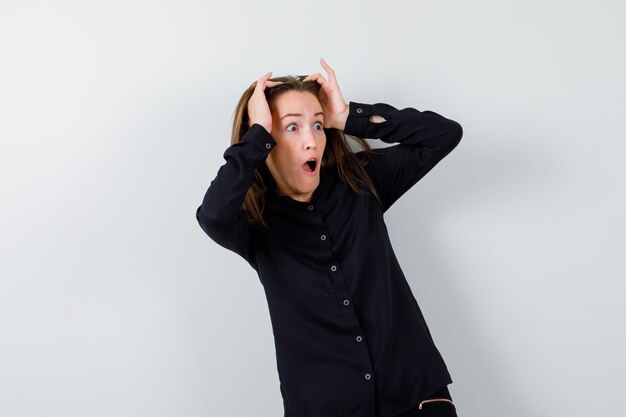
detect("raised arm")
[344,101,463,212]
[302,59,462,212]
[195,125,275,269]
[195,72,281,270]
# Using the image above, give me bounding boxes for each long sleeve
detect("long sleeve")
[195,123,276,270]
[344,101,463,212]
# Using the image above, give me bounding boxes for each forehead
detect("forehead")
[271,90,323,116]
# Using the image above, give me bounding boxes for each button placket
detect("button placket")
[313,221,370,383]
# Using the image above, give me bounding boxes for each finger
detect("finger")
[319,58,337,82]
[252,72,270,86]
[303,72,327,85]
[266,80,284,87]
[320,58,334,74]
[253,72,273,91]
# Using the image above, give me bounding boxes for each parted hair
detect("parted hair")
[230,75,381,226]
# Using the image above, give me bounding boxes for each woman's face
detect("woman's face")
[266,90,326,203]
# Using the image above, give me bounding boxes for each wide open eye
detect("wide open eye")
[286,124,297,132]
[314,122,323,130]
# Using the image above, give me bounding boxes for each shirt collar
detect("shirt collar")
[262,162,336,207]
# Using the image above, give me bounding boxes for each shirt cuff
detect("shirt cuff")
[242,123,277,154]
[343,101,374,138]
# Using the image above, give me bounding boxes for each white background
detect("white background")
[1,1,624,416]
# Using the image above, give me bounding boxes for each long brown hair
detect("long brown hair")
[230,75,381,226]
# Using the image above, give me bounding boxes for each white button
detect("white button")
[331,265,337,272]
[356,335,363,342]
[307,205,314,211]
[265,143,271,149]
[356,108,363,114]
[320,234,327,241]
[343,299,350,306]
[364,373,371,380]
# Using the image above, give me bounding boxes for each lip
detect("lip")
[301,163,317,176]
[301,157,319,176]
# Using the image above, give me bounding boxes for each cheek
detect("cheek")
[264,155,275,175]
[277,145,299,166]
[319,136,327,153]
[268,148,293,174]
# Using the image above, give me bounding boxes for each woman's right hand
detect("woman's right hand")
[248,72,283,133]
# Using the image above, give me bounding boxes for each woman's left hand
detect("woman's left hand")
[304,58,349,131]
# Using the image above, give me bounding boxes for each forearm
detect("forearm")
[343,101,462,153]
[196,124,275,244]
[333,103,385,131]
[346,100,463,211]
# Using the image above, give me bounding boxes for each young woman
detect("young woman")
[196,59,463,417]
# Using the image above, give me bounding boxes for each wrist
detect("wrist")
[334,103,349,131]
[250,121,272,134]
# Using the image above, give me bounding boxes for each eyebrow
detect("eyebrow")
[280,112,325,120]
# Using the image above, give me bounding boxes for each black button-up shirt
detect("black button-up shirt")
[196,101,463,417]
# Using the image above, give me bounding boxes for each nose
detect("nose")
[302,126,317,151]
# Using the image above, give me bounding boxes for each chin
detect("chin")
[301,180,319,194]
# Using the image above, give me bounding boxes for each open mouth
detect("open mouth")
[302,158,317,173]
